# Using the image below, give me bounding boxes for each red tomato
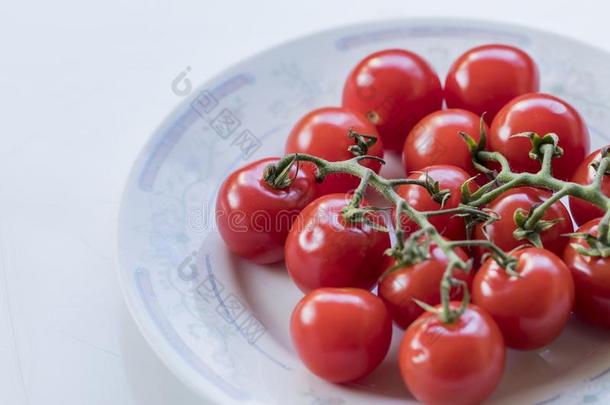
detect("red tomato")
[342,49,442,151]
[473,186,574,257]
[445,44,539,122]
[378,241,471,329]
[397,165,477,241]
[473,247,574,350]
[285,194,389,293]
[285,107,384,196]
[568,148,610,227]
[216,157,317,264]
[399,303,505,405]
[563,218,610,328]
[291,288,392,383]
[489,93,590,181]
[403,109,489,179]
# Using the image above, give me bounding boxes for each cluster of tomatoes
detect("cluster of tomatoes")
[215,44,610,405]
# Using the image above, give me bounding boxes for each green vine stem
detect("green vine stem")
[469,144,610,245]
[266,153,471,323]
[265,138,610,322]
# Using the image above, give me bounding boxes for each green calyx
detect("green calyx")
[263,155,298,189]
[420,171,452,206]
[347,129,378,157]
[384,232,432,272]
[591,147,610,175]
[459,115,493,175]
[565,232,610,258]
[511,132,564,162]
[513,206,564,248]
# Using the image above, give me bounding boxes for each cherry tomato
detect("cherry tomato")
[397,165,477,241]
[285,194,389,293]
[285,107,384,196]
[473,186,574,258]
[568,147,610,227]
[563,218,610,328]
[403,109,489,179]
[216,157,317,264]
[473,247,574,350]
[378,241,471,329]
[445,44,539,122]
[489,93,590,181]
[342,49,442,151]
[291,288,392,383]
[399,303,505,405]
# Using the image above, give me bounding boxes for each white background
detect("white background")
[1,1,610,404]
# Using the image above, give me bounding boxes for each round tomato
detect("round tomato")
[216,157,317,264]
[473,247,574,350]
[399,303,505,405]
[489,93,590,181]
[402,109,489,179]
[291,288,392,383]
[397,165,477,241]
[342,49,442,151]
[473,186,574,257]
[445,44,539,122]
[563,218,610,328]
[378,241,471,329]
[285,194,389,293]
[285,106,384,196]
[568,147,610,227]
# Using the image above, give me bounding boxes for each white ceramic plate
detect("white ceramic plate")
[118,19,610,405]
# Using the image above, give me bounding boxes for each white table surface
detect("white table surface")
[1,1,610,404]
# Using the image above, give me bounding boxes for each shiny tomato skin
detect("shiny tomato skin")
[342,49,443,151]
[403,109,490,179]
[473,186,574,257]
[285,107,384,196]
[397,165,477,241]
[216,157,317,264]
[291,288,392,383]
[285,194,390,293]
[473,248,574,350]
[445,44,539,122]
[489,93,590,181]
[378,242,471,329]
[568,148,610,227]
[399,303,505,405]
[563,218,610,328]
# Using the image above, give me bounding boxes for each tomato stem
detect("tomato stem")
[469,144,610,250]
[347,129,378,157]
[266,138,610,322]
[266,153,471,323]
